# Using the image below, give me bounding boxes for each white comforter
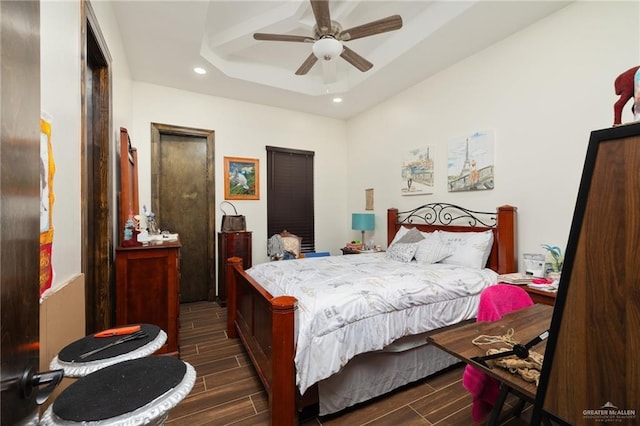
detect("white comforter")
[246,252,497,394]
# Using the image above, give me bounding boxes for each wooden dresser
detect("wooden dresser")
[217,231,252,307]
[115,240,181,357]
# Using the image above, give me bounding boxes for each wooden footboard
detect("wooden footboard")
[226,257,298,426]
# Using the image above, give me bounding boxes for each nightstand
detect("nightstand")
[523,286,556,306]
[340,247,382,255]
[340,247,360,255]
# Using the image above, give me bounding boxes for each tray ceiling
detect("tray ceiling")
[112,1,570,119]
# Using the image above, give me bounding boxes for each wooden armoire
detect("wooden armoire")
[533,122,640,425]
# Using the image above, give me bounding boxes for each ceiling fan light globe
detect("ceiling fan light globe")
[312,37,343,61]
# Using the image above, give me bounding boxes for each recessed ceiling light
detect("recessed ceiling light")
[193,67,207,75]
[332,97,343,103]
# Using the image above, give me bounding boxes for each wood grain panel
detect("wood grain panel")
[151,123,216,302]
[115,242,181,356]
[536,124,640,425]
[1,1,41,421]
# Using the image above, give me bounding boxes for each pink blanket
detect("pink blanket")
[462,284,534,422]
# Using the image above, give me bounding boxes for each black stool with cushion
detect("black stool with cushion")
[40,356,195,425]
[50,324,167,377]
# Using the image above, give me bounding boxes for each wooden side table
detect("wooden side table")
[340,247,360,255]
[523,286,556,306]
[498,282,556,306]
[340,247,383,255]
[428,304,554,425]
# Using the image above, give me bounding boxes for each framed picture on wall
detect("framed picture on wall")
[447,130,494,192]
[224,156,260,200]
[401,146,434,196]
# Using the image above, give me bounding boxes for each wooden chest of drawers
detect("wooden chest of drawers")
[217,232,252,307]
[116,240,181,357]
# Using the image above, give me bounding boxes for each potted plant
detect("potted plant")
[541,244,563,279]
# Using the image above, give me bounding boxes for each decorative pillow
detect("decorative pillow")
[438,230,494,269]
[386,228,425,262]
[282,236,300,256]
[414,232,455,264]
[389,226,434,246]
[389,226,411,246]
[397,227,425,244]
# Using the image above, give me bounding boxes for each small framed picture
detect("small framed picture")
[224,156,259,200]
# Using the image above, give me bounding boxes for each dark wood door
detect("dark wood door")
[0,1,42,423]
[151,124,215,302]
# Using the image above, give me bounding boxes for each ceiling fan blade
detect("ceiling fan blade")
[340,45,373,72]
[254,33,314,43]
[338,15,403,41]
[310,0,332,35]
[295,53,318,75]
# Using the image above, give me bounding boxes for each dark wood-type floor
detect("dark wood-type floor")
[167,301,535,425]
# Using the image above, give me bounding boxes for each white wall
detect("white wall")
[40,1,83,294]
[40,0,639,293]
[130,83,349,263]
[90,1,133,133]
[347,1,639,270]
[40,0,133,296]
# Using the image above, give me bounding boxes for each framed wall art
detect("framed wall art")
[224,156,259,200]
[40,116,55,298]
[401,146,434,196]
[447,130,494,192]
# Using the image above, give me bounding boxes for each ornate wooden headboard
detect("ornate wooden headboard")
[387,203,517,274]
[119,127,139,243]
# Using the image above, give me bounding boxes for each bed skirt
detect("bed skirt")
[317,342,459,415]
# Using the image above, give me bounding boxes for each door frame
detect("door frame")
[150,123,216,300]
[81,0,113,333]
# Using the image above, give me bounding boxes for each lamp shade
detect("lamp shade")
[312,37,343,61]
[352,213,375,231]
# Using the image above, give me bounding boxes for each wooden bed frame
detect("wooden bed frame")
[225,203,517,425]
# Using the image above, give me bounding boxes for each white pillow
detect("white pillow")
[438,230,494,269]
[389,226,411,246]
[389,226,433,246]
[386,228,424,262]
[414,232,455,264]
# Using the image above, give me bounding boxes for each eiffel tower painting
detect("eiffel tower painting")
[447,131,495,192]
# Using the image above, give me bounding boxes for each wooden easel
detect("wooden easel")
[533,122,640,425]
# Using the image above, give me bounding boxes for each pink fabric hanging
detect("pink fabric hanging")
[462,284,534,423]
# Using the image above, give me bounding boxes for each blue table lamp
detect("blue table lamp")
[352,213,375,246]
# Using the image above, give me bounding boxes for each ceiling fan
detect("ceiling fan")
[253,0,403,76]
